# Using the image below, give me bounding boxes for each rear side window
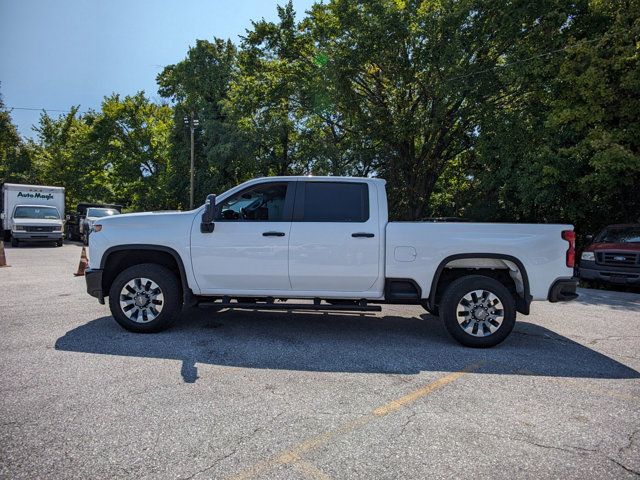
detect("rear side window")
[300,182,369,222]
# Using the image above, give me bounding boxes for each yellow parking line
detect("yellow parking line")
[294,460,332,480]
[228,362,482,480]
[373,363,483,416]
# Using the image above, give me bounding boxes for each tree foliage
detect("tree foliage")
[1,0,638,235]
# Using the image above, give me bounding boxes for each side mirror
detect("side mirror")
[200,194,216,233]
[585,234,593,244]
[66,214,71,220]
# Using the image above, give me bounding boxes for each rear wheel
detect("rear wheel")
[440,275,516,348]
[108,263,181,333]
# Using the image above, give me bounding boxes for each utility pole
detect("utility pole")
[184,112,199,209]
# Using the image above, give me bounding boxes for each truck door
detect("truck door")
[288,181,381,292]
[190,181,294,293]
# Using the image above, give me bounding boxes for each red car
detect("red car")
[579,224,640,286]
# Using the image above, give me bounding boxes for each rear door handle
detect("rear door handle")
[263,231,286,237]
[352,232,375,238]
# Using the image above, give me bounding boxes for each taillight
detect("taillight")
[562,230,576,268]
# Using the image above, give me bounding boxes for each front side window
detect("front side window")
[301,182,369,222]
[217,183,289,221]
[13,206,60,220]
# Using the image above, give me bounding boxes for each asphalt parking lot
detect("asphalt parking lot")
[1,243,639,479]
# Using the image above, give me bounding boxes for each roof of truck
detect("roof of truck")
[252,176,385,184]
[3,183,65,190]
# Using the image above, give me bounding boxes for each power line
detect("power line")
[7,106,73,113]
[445,37,602,82]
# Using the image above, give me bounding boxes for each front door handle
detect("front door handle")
[263,231,286,237]
[352,232,375,238]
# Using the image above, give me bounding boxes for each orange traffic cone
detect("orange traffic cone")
[0,240,9,268]
[74,246,88,276]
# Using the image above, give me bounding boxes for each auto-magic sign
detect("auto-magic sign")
[17,191,55,201]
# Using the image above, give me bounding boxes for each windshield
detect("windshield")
[86,208,119,218]
[14,206,60,220]
[594,226,640,244]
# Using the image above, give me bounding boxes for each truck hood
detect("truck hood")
[585,242,640,252]
[95,209,197,227]
[13,218,63,227]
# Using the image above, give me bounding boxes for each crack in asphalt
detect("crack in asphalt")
[480,431,639,476]
[619,428,640,456]
[181,449,238,480]
[397,410,418,437]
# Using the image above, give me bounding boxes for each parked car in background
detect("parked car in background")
[66,203,122,244]
[82,207,121,245]
[1,183,65,246]
[579,224,640,286]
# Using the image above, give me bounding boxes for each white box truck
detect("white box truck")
[1,183,65,247]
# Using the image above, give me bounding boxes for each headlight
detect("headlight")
[581,251,595,261]
[13,225,25,231]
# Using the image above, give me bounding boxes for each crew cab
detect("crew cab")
[84,176,578,347]
[579,224,640,286]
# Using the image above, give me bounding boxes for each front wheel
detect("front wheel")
[108,263,182,333]
[440,275,516,348]
[11,237,19,248]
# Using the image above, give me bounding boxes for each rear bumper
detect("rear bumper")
[548,277,579,302]
[85,268,105,304]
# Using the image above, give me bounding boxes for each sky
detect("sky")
[0,0,317,138]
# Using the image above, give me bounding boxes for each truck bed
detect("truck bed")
[385,222,574,300]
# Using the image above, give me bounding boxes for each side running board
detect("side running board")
[197,298,382,313]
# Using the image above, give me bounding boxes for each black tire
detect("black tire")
[440,275,516,348]
[11,237,19,248]
[108,263,182,333]
[55,239,63,247]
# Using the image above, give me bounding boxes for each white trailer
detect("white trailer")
[1,183,66,245]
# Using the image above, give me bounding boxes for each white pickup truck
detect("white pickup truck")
[85,176,578,347]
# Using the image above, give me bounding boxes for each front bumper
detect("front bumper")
[12,231,63,241]
[85,268,105,304]
[579,261,640,285]
[548,277,579,302]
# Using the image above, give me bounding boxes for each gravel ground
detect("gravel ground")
[1,242,639,479]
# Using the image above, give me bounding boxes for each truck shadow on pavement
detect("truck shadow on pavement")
[55,308,640,383]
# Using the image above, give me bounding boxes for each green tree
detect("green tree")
[308,0,579,220]
[458,0,640,234]
[0,94,35,184]
[30,107,103,210]
[226,2,314,176]
[158,38,244,206]
[90,92,174,210]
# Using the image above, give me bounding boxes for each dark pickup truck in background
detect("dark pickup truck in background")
[578,224,640,287]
